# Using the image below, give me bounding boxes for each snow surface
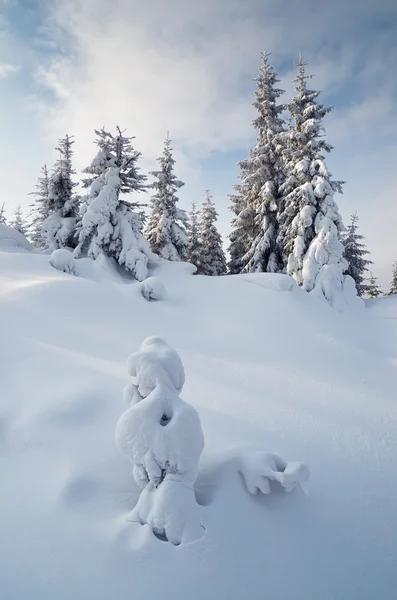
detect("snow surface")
[1,248,397,599]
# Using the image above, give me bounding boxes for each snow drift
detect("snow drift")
[0,248,396,600]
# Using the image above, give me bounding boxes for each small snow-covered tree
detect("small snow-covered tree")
[388,262,397,295]
[0,203,7,224]
[74,127,153,280]
[365,272,383,298]
[342,212,372,296]
[229,53,286,274]
[10,204,27,236]
[42,135,80,250]
[146,136,188,261]
[187,201,201,269]
[277,57,348,303]
[28,165,50,247]
[196,191,226,276]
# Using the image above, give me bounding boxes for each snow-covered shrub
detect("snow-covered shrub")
[116,337,204,545]
[140,277,167,302]
[42,214,76,252]
[236,449,310,495]
[49,249,77,275]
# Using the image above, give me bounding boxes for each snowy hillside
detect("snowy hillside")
[1,242,397,600]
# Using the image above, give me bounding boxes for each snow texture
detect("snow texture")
[140,276,167,301]
[244,272,297,292]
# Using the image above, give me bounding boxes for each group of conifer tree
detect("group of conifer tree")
[1,52,395,296]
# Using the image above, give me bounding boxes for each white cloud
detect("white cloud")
[0,62,18,78]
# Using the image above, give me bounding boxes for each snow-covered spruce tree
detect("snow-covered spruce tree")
[388,262,397,295]
[277,57,348,302]
[228,53,286,274]
[0,202,7,224]
[74,127,153,280]
[27,165,50,247]
[342,212,372,296]
[365,272,383,298]
[196,191,226,276]
[10,204,28,236]
[42,135,80,251]
[145,136,188,261]
[228,181,256,274]
[187,201,201,269]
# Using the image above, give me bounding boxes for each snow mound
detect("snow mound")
[236,448,310,495]
[49,249,77,275]
[0,223,33,252]
[244,272,297,292]
[148,258,197,280]
[141,276,167,301]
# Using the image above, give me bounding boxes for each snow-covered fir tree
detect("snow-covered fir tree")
[0,202,6,224]
[28,165,50,247]
[145,136,188,261]
[42,135,80,250]
[10,204,28,236]
[277,57,348,303]
[342,212,372,296]
[388,262,397,295]
[365,272,383,298]
[187,201,201,269]
[228,53,285,274]
[228,180,257,274]
[196,191,226,276]
[74,127,153,280]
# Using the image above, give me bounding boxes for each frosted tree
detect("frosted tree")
[342,212,372,296]
[196,191,226,276]
[277,57,348,303]
[74,127,154,280]
[187,201,201,269]
[146,136,188,261]
[388,262,397,295]
[228,182,256,274]
[229,53,286,274]
[42,135,80,250]
[28,165,50,248]
[0,203,6,224]
[10,204,28,236]
[365,272,383,298]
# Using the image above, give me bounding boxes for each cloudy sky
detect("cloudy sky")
[1,0,396,285]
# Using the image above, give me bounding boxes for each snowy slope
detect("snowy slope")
[1,246,397,600]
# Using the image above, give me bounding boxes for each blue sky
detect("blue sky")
[1,0,396,286]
